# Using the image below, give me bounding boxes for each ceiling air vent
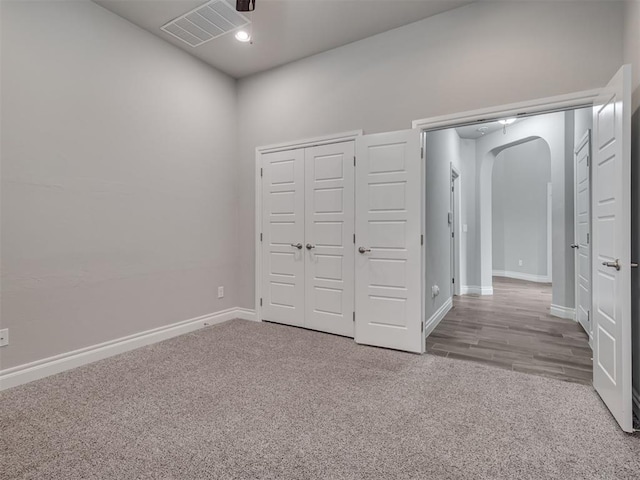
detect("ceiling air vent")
[161,0,250,47]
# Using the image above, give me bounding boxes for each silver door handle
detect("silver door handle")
[570,244,579,249]
[602,259,621,271]
[306,243,316,250]
[290,243,303,250]
[358,246,371,254]
[632,262,638,268]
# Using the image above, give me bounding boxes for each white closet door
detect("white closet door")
[591,65,632,433]
[354,129,423,353]
[261,149,305,326]
[574,131,592,339]
[304,142,355,337]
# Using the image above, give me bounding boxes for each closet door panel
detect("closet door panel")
[261,149,305,326]
[304,142,355,337]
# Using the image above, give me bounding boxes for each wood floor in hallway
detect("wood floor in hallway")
[427,277,593,385]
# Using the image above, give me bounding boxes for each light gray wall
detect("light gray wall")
[459,139,477,290]
[623,0,640,416]
[492,139,551,278]
[574,107,593,145]
[236,0,624,308]
[0,1,239,369]
[563,111,577,308]
[424,129,460,320]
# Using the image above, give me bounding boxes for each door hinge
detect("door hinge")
[421,234,424,246]
[260,167,263,177]
[452,278,455,284]
[353,312,355,322]
[587,233,590,245]
[452,232,455,238]
[260,298,263,307]
[353,234,356,244]
[421,322,424,332]
[421,147,424,159]
[260,233,263,242]
[354,156,356,167]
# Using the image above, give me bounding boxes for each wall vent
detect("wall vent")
[161,0,250,47]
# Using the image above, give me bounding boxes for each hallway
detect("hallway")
[427,277,592,384]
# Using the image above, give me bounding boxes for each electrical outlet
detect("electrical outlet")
[218,286,224,299]
[0,329,8,347]
[518,260,523,267]
[431,285,440,298]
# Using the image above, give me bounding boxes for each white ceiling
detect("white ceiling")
[94,0,471,79]
[456,120,517,140]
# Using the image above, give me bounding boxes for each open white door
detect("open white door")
[355,129,423,353]
[591,65,633,432]
[574,131,592,340]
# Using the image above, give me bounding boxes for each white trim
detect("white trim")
[412,89,601,131]
[547,182,553,283]
[0,307,256,391]
[234,308,257,322]
[424,297,452,337]
[550,304,576,321]
[256,130,363,154]
[492,270,551,283]
[460,285,493,296]
[451,166,462,296]
[255,130,364,323]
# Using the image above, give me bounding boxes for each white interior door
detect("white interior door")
[591,65,633,432]
[355,129,423,353]
[261,149,305,326]
[574,131,592,339]
[304,142,355,337]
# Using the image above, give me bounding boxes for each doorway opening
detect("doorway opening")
[424,107,594,385]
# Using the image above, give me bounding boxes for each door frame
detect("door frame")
[412,89,601,131]
[451,165,462,296]
[254,130,362,322]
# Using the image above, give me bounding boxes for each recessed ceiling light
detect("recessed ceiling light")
[235,30,251,42]
[498,118,516,125]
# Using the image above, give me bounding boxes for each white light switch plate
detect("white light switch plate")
[218,286,224,299]
[0,328,8,347]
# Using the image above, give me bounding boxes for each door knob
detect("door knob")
[358,246,371,254]
[290,243,303,250]
[602,259,621,271]
[570,244,579,249]
[306,243,316,250]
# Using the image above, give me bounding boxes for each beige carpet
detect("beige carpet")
[1,319,639,479]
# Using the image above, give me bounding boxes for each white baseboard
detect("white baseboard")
[550,304,576,321]
[493,270,551,283]
[234,308,257,322]
[0,307,258,391]
[460,285,493,296]
[424,297,453,337]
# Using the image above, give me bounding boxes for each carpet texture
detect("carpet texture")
[1,319,639,479]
